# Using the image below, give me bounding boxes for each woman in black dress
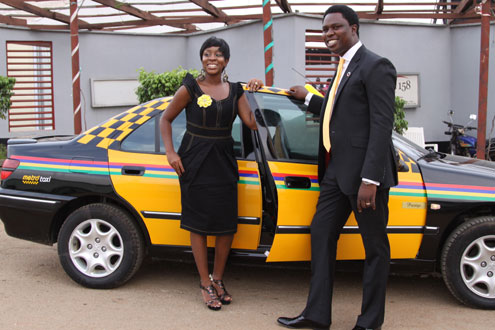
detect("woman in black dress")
[160,37,259,310]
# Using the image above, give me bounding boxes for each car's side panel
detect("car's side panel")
[0,141,116,244]
[108,150,263,250]
[414,156,495,260]
[266,152,427,262]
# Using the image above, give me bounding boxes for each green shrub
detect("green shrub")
[0,76,16,120]
[394,96,408,135]
[136,67,199,103]
[0,143,6,160]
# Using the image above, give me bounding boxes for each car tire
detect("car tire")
[441,216,495,309]
[57,203,145,289]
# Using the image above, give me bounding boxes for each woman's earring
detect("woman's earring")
[222,70,229,82]
[198,68,206,80]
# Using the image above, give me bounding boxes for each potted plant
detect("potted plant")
[136,66,198,103]
[394,96,408,135]
[0,75,15,166]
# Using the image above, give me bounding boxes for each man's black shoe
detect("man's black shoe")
[352,326,382,330]
[277,314,329,329]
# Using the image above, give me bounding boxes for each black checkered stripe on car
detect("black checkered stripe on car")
[242,84,290,96]
[76,98,171,149]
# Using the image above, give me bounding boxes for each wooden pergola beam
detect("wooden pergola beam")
[359,12,479,20]
[86,14,263,30]
[91,0,198,31]
[453,0,473,14]
[189,0,228,20]
[92,0,158,20]
[0,13,26,26]
[448,0,475,24]
[0,0,91,29]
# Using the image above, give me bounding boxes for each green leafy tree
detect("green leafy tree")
[394,96,408,135]
[0,76,16,120]
[136,66,199,103]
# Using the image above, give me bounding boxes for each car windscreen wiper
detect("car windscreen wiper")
[417,150,446,161]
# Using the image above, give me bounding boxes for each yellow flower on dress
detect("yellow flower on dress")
[197,94,213,108]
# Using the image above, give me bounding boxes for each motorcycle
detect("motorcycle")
[443,110,495,160]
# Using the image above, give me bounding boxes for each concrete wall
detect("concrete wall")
[1,15,493,144]
[78,32,186,127]
[361,22,452,142]
[451,24,495,141]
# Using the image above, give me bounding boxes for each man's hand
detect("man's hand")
[288,85,309,100]
[357,182,377,212]
[246,79,263,92]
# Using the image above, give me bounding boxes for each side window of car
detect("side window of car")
[121,111,186,153]
[254,93,319,162]
[121,110,242,157]
[231,116,242,158]
[159,111,187,153]
[158,112,241,157]
[120,115,156,152]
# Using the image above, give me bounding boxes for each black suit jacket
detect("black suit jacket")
[308,46,398,195]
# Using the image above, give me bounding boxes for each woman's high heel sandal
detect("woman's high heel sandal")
[210,275,232,305]
[200,283,222,311]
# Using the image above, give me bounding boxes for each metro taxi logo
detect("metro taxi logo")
[22,175,52,185]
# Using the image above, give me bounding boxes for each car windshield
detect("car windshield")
[393,132,429,159]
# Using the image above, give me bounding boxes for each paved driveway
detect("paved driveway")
[0,225,491,330]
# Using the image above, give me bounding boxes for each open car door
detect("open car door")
[108,101,263,250]
[251,91,427,262]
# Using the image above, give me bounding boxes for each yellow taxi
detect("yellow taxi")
[1,85,495,309]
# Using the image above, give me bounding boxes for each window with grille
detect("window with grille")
[6,41,55,132]
[305,29,337,95]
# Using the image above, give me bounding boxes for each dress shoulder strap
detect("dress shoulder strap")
[234,82,244,98]
[182,73,199,99]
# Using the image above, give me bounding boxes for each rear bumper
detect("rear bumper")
[0,188,75,245]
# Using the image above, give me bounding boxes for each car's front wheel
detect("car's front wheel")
[441,216,495,309]
[57,203,145,289]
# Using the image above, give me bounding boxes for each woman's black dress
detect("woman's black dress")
[177,73,242,236]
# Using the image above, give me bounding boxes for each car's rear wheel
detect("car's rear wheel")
[441,216,495,309]
[57,203,144,289]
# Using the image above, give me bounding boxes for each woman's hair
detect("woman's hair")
[323,5,360,36]
[199,36,230,60]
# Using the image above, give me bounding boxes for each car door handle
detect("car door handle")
[284,176,311,189]
[121,166,145,176]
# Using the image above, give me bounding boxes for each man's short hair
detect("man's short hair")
[323,5,360,36]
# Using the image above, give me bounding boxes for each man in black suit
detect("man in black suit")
[277,5,397,330]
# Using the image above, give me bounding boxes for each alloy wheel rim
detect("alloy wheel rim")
[460,235,495,298]
[68,219,124,278]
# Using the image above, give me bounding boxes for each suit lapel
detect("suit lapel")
[319,46,366,122]
[334,46,365,101]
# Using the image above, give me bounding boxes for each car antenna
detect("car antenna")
[291,67,311,84]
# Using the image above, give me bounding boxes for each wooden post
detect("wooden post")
[262,0,274,86]
[70,1,82,134]
[476,0,490,159]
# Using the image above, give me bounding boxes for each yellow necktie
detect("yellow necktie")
[322,57,345,152]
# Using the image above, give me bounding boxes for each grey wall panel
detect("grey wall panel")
[451,24,495,142]
[77,32,187,129]
[361,23,452,141]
